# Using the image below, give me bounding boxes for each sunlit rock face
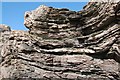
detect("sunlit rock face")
[0,1,120,80]
[0,24,11,32]
[24,5,83,40]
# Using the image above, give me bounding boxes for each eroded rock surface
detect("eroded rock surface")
[0,1,120,80]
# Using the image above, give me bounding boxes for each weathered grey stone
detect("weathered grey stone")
[19,43,35,52]
[0,24,11,32]
[0,0,120,80]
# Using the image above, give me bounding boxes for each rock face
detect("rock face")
[24,5,83,40]
[0,1,120,80]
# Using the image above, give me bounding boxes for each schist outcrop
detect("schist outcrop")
[0,0,120,80]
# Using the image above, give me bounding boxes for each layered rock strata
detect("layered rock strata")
[0,1,120,80]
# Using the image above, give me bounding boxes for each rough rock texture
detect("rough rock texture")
[0,1,120,80]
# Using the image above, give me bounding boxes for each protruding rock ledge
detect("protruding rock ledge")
[0,24,11,32]
[24,5,83,40]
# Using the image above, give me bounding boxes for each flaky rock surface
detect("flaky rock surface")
[0,1,120,80]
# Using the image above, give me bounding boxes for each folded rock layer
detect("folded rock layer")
[0,1,120,80]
